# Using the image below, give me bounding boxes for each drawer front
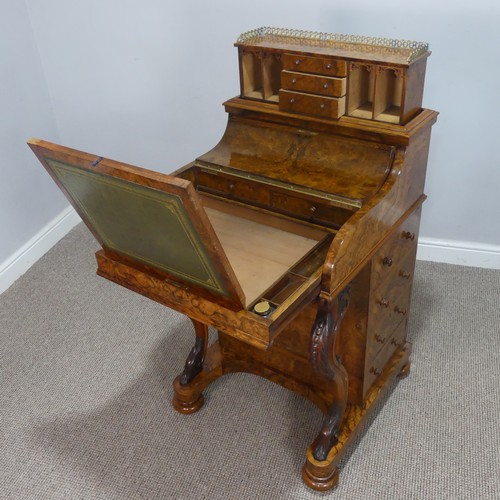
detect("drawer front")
[279,90,346,119]
[271,192,350,229]
[281,70,346,97]
[371,208,421,286]
[365,321,406,392]
[197,170,271,206]
[283,54,347,77]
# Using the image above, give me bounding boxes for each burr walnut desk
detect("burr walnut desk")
[29,28,437,491]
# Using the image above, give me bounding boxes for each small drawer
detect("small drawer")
[197,170,271,206]
[279,90,346,119]
[372,208,421,285]
[281,70,346,97]
[365,321,406,392]
[271,192,350,228]
[282,54,347,77]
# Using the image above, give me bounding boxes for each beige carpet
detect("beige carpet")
[1,223,499,499]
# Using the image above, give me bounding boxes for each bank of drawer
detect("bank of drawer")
[368,251,415,356]
[271,192,350,228]
[365,321,406,391]
[372,209,421,285]
[281,70,346,97]
[282,54,347,77]
[197,170,271,205]
[279,90,346,119]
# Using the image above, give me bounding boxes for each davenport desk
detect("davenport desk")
[29,28,438,491]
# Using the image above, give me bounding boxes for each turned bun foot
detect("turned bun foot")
[172,393,204,414]
[398,361,411,379]
[302,461,339,491]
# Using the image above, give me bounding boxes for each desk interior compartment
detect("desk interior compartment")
[348,64,374,119]
[200,195,330,308]
[373,68,403,123]
[240,50,282,103]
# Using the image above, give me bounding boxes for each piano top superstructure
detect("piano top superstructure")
[29,27,437,492]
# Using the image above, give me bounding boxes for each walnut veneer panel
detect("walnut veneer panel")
[197,117,395,204]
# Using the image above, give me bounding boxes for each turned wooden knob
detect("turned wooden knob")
[228,183,235,190]
[309,205,317,213]
[374,334,385,344]
[382,256,393,267]
[291,78,297,84]
[379,298,390,308]
[289,98,295,104]
[402,231,415,240]
[325,63,332,69]
[323,83,329,89]
[295,59,301,65]
[399,270,411,279]
[319,103,325,109]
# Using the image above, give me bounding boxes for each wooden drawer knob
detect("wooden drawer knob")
[228,183,235,191]
[291,78,297,84]
[289,98,295,104]
[295,59,301,65]
[394,305,407,315]
[402,231,415,240]
[319,103,325,109]
[325,63,332,70]
[378,298,390,308]
[399,270,411,279]
[323,83,329,89]
[309,205,317,213]
[374,334,386,344]
[382,256,393,267]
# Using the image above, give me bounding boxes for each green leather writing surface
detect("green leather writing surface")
[46,158,229,296]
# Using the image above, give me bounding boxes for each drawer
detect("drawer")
[197,170,271,206]
[365,321,406,392]
[371,208,421,285]
[279,90,346,119]
[281,70,346,97]
[271,192,350,229]
[283,54,347,77]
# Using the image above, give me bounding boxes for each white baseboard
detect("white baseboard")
[0,206,80,295]
[417,237,500,269]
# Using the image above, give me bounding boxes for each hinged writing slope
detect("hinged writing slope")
[28,139,246,309]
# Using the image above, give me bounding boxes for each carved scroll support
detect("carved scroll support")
[179,319,209,386]
[303,285,351,490]
[309,285,351,460]
[172,319,209,414]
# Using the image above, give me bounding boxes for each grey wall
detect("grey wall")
[3,1,500,275]
[0,0,65,264]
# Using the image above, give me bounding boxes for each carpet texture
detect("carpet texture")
[1,223,499,499]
